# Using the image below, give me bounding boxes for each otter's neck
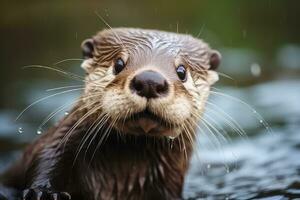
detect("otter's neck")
[66,109,194,199]
[82,134,191,199]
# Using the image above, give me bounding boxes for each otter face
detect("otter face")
[80,28,221,138]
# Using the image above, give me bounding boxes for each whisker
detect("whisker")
[183,120,204,163]
[53,58,84,66]
[196,23,205,38]
[37,92,104,130]
[74,113,109,166]
[59,103,104,150]
[16,87,84,121]
[182,121,195,146]
[83,113,110,158]
[22,65,85,81]
[179,130,188,162]
[210,89,272,133]
[38,100,77,130]
[94,12,126,50]
[89,114,120,165]
[192,110,229,143]
[201,115,231,144]
[193,118,232,171]
[23,65,106,88]
[217,72,236,82]
[46,85,84,92]
[192,113,224,150]
[121,107,131,131]
[182,121,197,155]
[205,102,247,138]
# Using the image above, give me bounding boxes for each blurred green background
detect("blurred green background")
[1,0,300,103]
[0,1,300,198]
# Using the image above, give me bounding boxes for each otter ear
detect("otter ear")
[209,50,221,70]
[81,39,94,59]
[81,39,95,73]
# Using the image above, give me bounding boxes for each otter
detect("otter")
[0,28,221,200]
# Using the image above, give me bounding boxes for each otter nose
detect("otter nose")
[130,70,169,98]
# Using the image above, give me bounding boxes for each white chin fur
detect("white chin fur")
[81,59,94,73]
[207,70,219,85]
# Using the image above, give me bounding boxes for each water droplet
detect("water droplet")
[260,120,263,123]
[18,127,23,134]
[226,168,230,173]
[253,110,257,114]
[170,142,174,149]
[168,136,175,140]
[250,63,261,77]
[37,129,42,135]
[225,196,230,200]
[64,111,69,116]
[168,136,175,149]
[206,164,211,169]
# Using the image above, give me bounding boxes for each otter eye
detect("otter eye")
[176,65,187,81]
[114,58,125,74]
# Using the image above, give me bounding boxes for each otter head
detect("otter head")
[80,28,221,139]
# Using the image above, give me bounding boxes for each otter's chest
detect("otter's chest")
[74,146,183,200]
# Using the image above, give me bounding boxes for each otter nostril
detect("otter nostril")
[156,80,168,94]
[130,70,169,99]
[133,78,144,92]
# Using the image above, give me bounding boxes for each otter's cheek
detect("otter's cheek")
[169,97,192,121]
[101,89,147,118]
[149,96,192,124]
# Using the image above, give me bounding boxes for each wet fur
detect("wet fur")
[0,28,220,200]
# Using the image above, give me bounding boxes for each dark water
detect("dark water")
[1,1,300,199]
[185,128,300,200]
[182,80,300,200]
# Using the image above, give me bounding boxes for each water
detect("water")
[1,1,300,198]
[182,80,300,199]
[184,125,300,199]
[36,129,42,135]
[17,127,23,134]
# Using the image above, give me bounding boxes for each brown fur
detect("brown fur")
[0,28,220,200]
